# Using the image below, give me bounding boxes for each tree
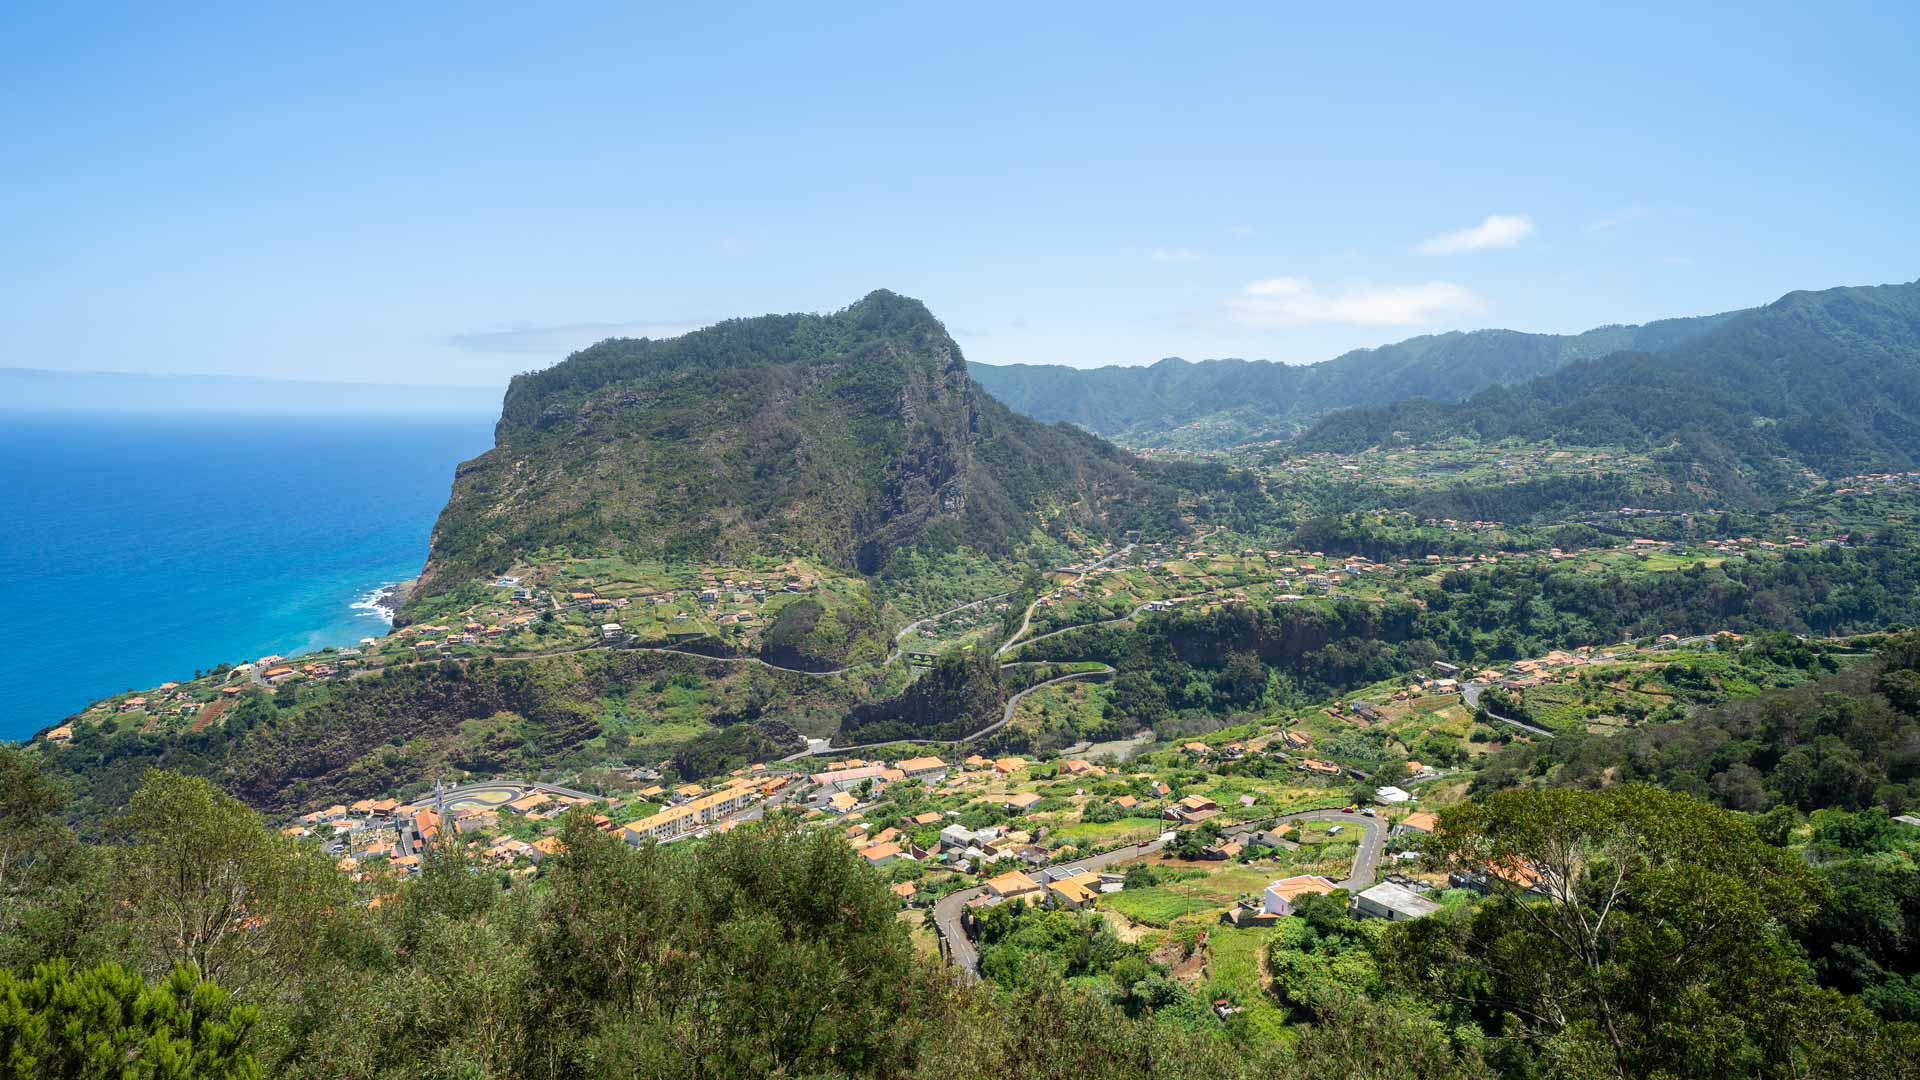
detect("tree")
[0,748,106,970]
[115,771,351,1001]
[0,959,262,1079]
[1384,785,1905,1078]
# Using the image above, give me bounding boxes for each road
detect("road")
[1460,682,1555,738]
[998,578,1269,660]
[775,664,1115,761]
[994,544,1134,658]
[930,806,1387,978]
[933,833,1172,977]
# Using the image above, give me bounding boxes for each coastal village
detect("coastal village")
[209,617,1855,1031]
[28,441,1883,1024]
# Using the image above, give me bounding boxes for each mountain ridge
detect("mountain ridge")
[970,308,1745,447]
[1296,279,1920,496]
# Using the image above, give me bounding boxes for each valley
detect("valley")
[13,282,1920,1079]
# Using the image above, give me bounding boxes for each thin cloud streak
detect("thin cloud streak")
[1417,213,1535,254]
[1229,278,1485,328]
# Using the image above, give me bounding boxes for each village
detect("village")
[215,617,1866,1041]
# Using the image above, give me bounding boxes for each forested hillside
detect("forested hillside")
[410,291,1184,611]
[971,307,1734,447]
[1299,280,1920,495]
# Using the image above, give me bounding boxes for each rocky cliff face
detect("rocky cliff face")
[406,291,1172,613]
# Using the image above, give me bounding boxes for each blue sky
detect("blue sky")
[3,2,1915,385]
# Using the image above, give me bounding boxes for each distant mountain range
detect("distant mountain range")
[971,310,1746,448]
[409,290,1181,610]
[0,367,503,415]
[1298,279,1920,495]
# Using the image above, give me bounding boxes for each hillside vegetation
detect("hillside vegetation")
[410,290,1182,613]
[972,307,1736,447]
[1299,280,1920,498]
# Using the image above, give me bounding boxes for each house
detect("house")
[505,792,553,815]
[1262,875,1339,916]
[909,811,944,826]
[993,757,1028,775]
[860,842,908,866]
[1046,871,1103,910]
[981,870,1046,904]
[1203,840,1243,860]
[1003,792,1043,812]
[1166,795,1219,823]
[809,763,907,795]
[1060,759,1100,775]
[1398,811,1440,835]
[963,754,992,769]
[1112,795,1138,811]
[1373,785,1413,805]
[897,756,949,783]
[600,623,624,641]
[1352,881,1440,921]
[43,725,73,743]
[826,791,859,814]
[1298,758,1343,776]
[889,881,918,902]
[939,824,999,851]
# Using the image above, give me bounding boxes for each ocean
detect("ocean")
[0,411,497,740]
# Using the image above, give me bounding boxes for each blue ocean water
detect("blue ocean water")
[0,411,496,740]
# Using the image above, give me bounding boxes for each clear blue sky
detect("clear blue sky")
[4,2,1915,385]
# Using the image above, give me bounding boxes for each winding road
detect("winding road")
[1460,682,1555,737]
[930,806,1387,978]
[775,664,1115,761]
[995,544,1135,658]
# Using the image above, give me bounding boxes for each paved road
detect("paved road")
[998,579,1264,659]
[1461,682,1555,738]
[774,664,1115,762]
[994,545,1133,658]
[1229,808,1388,892]
[415,779,609,807]
[930,806,1387,978]
[933,833,1172,977]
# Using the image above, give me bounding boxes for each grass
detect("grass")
[1050,817,1166,847]
[1207,926,1293,1044]
[1103,887,1216,928]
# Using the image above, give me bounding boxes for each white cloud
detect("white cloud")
[1229,278,1485,328]
[1416,213,1535,255]
[1150,248,1204,263]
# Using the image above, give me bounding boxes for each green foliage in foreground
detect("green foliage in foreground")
[1390,784,1919,1079]
[5,754,1920,1078]
[0,960,261,1080]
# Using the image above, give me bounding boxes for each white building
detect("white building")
[1261,875,1338,916]
[1352,881,1440,921]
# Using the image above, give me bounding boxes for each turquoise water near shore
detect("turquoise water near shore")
[0,411,496,739]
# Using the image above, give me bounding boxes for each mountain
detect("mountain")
[1297,280,1920,497]
[970,310,1737,448]
[408,290,1180,610]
